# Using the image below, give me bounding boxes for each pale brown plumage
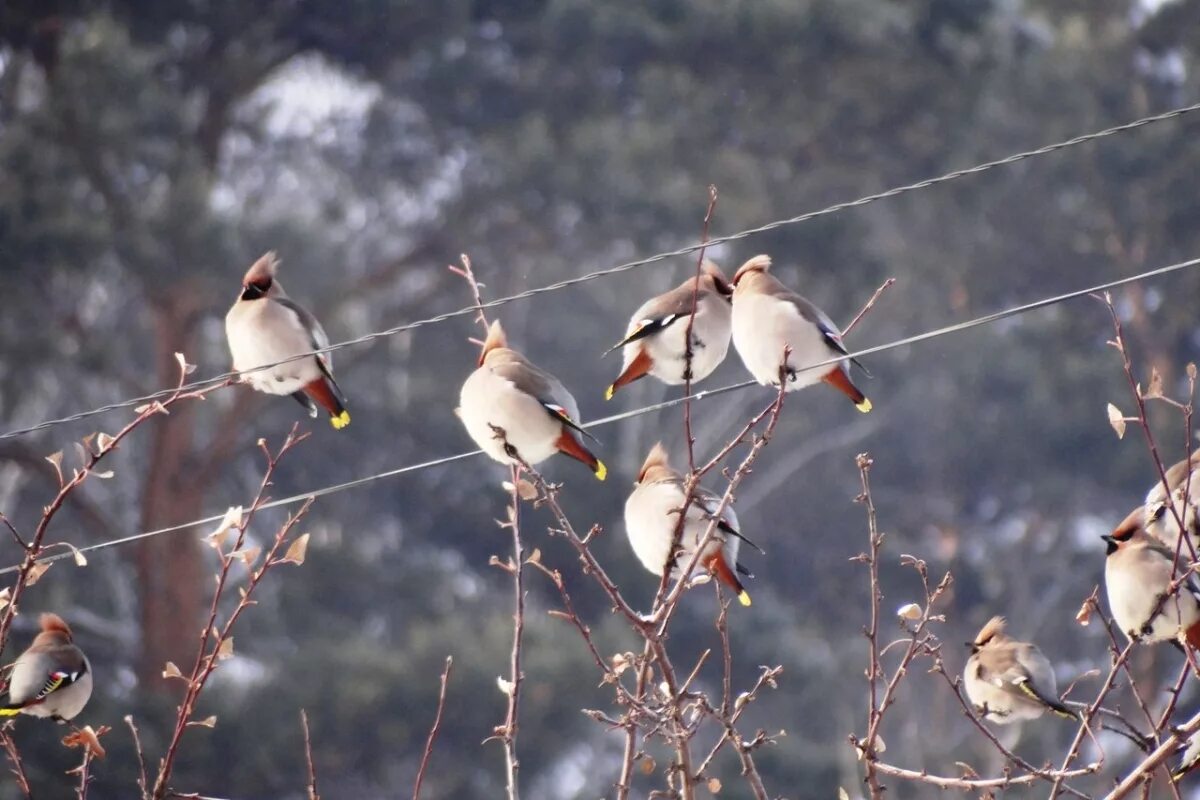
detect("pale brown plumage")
[962,616,1073,724]
[1,614,92,722]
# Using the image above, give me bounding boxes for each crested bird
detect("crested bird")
[460,320,606,480]
[623,442,758,606]
[729,255,871,412]
[225,251,350,429]
[0,613,92,722]
[604,260,733,400]
[962,616,1074,724]
[1103,508,1200,648]
[1145,453,1200,552]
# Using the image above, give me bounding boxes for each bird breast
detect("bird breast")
[731,294,839,389]
[624,481,737,579]
[225,301,322,395]
[459,367,566,467]
[622,296,732,385]
[1106,553,1200,642]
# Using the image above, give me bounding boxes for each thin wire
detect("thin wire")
[3,100,1199,443]
[4,254,1197,576]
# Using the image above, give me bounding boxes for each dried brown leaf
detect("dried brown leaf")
[282,533,310,565]
[639,756,656,775]
[62,725,108,758]
[217,637,234,661]
[1146,367,1164,399]
[706,777,721,793]
[206,506,243,550]
[1075,599,1093,627]
[174,352,196,375]
[67,544,88,567]
[496,676,515,696]
[0,586,10,612]
[162,662,184,680]
[25,561,51,585]
[188,715,217,728]
[1107,403,1126,439]
[234,546,261,568]
[96,432,115,453]
[896,603,922,620]
[1189,363,1198,381]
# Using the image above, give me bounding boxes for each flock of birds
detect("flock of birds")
[961,447,1200,778]
[4,250,1200,786]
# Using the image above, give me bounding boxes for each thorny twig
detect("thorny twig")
[151,428,314,799]
[0,720,31,797]
[452,256,524,800]
[301,710,320,800]
[125,714,150,800]
[0,356,229,658]
[413,656,454,800]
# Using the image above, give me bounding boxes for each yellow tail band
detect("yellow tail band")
[856,398,873,414]
[0,708,20,716]
[594,460,608,481]
[604,385,616,401]
[737,591,752,607]
[330,410,351,430]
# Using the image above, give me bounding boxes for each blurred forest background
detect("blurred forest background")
[3,0,1200,797]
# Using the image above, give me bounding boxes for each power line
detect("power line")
[4,254,1197,576]
[2,100,1199,443]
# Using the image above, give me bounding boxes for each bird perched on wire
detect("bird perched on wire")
[624,442,758,606]
[604,261,733,400]
[729,255,871,412]
[962,616,1074,724]
[225,251,350,429]
[1103,508,1200,648]
[1144,453,1200,552]
[460,320,606,480]
[0,613,92,722]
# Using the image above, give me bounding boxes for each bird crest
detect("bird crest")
[973,615,1007,647]
[36,613,74,643]
[731,254,772,286]
[242,251,280,288]
[478,320,509,365]
[637,441,672,483]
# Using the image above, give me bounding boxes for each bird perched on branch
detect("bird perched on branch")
[460,320,606,480]
[623,442,758,606]
[1144,453,1200,551]
[1103,508,1200,648]
[962,616,1074,724]
[1176,730,1200,782]
[225,251,350,429]
[730,255,871,412]
[0,613,92,722]
[604,261,733,400]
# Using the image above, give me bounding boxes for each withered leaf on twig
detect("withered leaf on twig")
[25,561,51,585]
[1106,403,1126,439]
[282,533,310,565]
[62,725,109,758]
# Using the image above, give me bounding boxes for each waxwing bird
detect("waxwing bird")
[0,614,92,722]
[225,252,350,429]
[962,616,1074,724]
[1103,508,1200,647]
[460,320,606,480]
[1175,730,1200,782]
[729,255,871,412]
[623,442,759,606]
[604,261,733,400]
[1145,453,1200,551]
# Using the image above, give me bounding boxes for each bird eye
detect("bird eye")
[1151,504,1166,522]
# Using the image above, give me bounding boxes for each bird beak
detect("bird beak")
[1100,534,1117,545]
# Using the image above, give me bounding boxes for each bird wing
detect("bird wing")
[491,358,597,444]
[763,280,869,373]
[693,486,764,554]
[273,297,346,403]
[607,281,714,354]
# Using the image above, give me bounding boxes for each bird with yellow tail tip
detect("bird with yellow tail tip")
[460,320,606,480]
[963,616,1075,724]
[1143,452,1200,552]
[1,613,92,722]
[624,442,759,606]
[729,255,872,412]
[604,260,733,400]
[225,251,351,429]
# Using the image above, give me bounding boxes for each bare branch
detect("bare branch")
[413,657,454,800]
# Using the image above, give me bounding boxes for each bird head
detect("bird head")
[32,613,74,647]
[730,255,772,292]
[240,251,280,301]
[636,441,673,485]
[1102,507,1145,556]
[700,260,733,299]
[966,615,1007,654]
[478,319,509,366]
